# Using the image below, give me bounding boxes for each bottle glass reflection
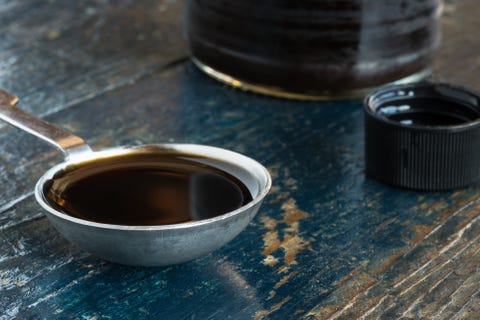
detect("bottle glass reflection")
[185,0,441,99]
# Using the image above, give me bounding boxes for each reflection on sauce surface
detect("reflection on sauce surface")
[45,153,252,225]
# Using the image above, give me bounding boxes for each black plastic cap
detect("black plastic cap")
[364,82,480,190]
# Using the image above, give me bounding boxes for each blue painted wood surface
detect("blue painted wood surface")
[1,0,480,319]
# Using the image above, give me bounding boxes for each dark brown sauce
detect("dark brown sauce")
[186,0,440,93]
[44,153,253,226]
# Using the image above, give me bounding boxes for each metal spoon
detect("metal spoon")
[0,89,271,266]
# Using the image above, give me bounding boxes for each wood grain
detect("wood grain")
[0,0,186,116]
[1,0,480,319]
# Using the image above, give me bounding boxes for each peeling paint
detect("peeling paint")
[262,230,281,256]
[258,197,310,316]
[303,196,480,319]
[0,302,21,320]
[0,268,30,290]
[263,255,279,267]
[274,271,298,290]
[282,234,310,265]
[261,198,311,267]
[254,296,292,320]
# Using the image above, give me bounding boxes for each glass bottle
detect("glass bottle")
[185,0,441,99]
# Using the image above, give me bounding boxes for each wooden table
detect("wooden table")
[1,1,480,319]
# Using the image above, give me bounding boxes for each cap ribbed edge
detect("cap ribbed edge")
[364,83,480,190]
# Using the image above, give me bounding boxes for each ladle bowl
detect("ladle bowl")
[0,90,271,266]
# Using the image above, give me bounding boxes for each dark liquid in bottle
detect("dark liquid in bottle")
[44,153,253,226]
[186,0,441,94]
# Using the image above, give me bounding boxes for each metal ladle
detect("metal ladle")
[0,89,271,266]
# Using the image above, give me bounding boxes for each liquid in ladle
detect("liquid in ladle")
[44,154,253,226]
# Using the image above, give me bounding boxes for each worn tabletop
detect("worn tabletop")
[1,0,480,319]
